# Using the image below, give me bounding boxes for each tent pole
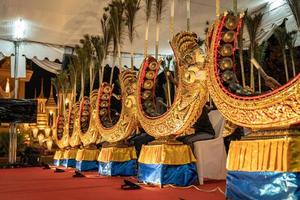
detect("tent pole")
[9,41,20,164]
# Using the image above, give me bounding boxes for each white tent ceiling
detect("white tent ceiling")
[0,0,298,65]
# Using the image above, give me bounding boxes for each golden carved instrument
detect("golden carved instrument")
[206,12,300,130]
[96,70,139,143]
[67,102,82,148]
[52,114,69,149]
[78,91,100,147]
[136,31,208,138]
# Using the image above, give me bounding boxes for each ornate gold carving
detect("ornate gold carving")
[136,32,208,138]
[222,120,238,137]
[52,115,69,149]
[68,102,82,147]
[207,16,300,130]
[79,91,100,147]
[96,70,139,143]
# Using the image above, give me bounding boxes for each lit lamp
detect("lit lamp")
[48,110,53,127]
[32,127,39,138]
[65,98,69,111]
[45,127,51,137]
[38,133,45,145]
[5,78,10,92]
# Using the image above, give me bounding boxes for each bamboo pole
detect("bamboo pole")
[250,50,255,92]
[258,71,261,93]
[170,0,174,37]
[186,0,190,31]
[233,0,237,15]
[216,0,220,17]
[131,46,134,70]
[291,50,296,77]
[144,21,150,58]
[155,24,160,59]
[110,58,116,85]
[283,49,289,82]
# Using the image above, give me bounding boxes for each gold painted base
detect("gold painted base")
[75,149,99,162]
[103,140,131,148]
[138,143,196,165]
[149,136,183,145]
[98,146,137,163]
[227,129,300,172]
[53,149,64,160]
[63,148,78,160]
[242,129,300,140]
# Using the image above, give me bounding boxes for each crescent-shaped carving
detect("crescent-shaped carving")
[68,102,82,147]
[136,32,208,138]
[207,13,300,130]
[52,114,69,149]
[96,70,139,143]
[78,91,100,147]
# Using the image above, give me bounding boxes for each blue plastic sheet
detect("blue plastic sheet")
[53,159,62,166]
[226,171,300,200]
[76,160,98,171]
[98,159,137,176]
[62,159,76,168]
[138,163,197,186]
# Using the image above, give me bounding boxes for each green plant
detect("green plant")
[101,10,113,84]
[287,0,300,30]
[244,11,264,91]
[273,25,289,82]
[237,18,246,87]
[286,30,298,77]
[124,0,141,69]
[108,0,125,84]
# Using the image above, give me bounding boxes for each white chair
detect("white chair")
[193,110,227,185]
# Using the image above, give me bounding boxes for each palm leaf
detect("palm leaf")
[108,0,125,84]
[91,35,105,85]
[100,11,113,83]
[287,0,300,30]
[273,25,289,82]
[245,11,264,91]
[244,12,264,51]
[145,0,153,22]
[155,0,165,24]
[237,18,246,87]
[124,0,141,69]
[124,0,141,44]
[108,0,125,62]
[286,30,298,76]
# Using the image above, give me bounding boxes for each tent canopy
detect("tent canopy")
[0,0,298,64]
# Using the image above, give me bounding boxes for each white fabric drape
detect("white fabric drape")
[194,110,227,184]
[0,0,298,58]
[0,39,65,61]
[31,57,62,74]
[0,52,5,61]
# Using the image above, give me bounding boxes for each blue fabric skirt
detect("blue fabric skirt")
[226,171,300,200]
[138,163,197,186]
[53,159,62,166]
[75,160,98,172]
[98,159,137,176]
[62,159,76,168]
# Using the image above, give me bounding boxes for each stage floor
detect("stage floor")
[0,167,225,200]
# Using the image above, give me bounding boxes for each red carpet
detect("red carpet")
[0,167,225,200]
